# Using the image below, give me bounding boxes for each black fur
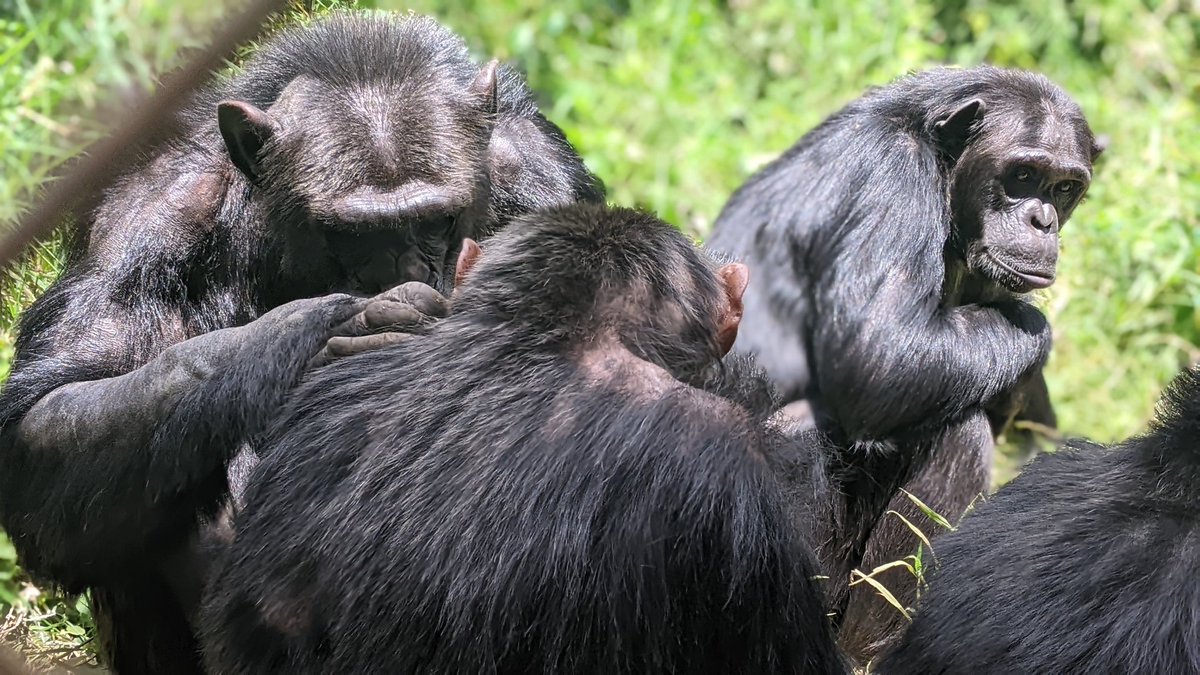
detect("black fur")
[0,12,600,673]
[880,366,1200,674]
[200,204,847,674]
[706,65,1098,662]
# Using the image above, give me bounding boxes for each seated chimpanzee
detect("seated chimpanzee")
[199,204,848,675]
[0,12,602,673]
[706,65,1102,662]
[879,365,1200,674]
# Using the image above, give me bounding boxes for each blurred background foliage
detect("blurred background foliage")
[0,0,1195,666]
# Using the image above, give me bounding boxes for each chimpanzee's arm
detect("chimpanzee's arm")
[807,128,1051,441]
[0,213,443,591]
[0,269,363,586]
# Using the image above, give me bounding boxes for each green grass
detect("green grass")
[0,0,1196,665]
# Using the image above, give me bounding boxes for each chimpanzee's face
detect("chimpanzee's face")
[948,103,1097,294]
[219,71,494,294]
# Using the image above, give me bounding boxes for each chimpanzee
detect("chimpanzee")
[706,65,1101,662]
[0,12,602,673]
[198,204,848,674]
[880,366,1200,674]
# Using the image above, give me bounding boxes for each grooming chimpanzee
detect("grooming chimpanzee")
[0,12,601,674]
[706,65,1101,662]
[199,204,847,675]
[880,366,1200,674]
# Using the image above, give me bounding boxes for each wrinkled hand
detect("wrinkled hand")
[312,282,448,365]
[987,368,1059,457]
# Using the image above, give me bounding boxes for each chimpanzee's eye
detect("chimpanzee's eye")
[1013,167,1034,183]
[419,216,456,240]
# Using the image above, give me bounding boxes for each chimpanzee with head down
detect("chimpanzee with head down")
[706,65,1101,662]
[199,204,847,675]
[880,365,1200,674]
[0,12,602,673]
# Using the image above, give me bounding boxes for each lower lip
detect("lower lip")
[1015,272,1056,290]
[987,253,1056,290]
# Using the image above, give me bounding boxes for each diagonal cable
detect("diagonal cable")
[0,0,290,267]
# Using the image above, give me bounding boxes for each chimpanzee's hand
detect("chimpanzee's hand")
[989,299,1053,371]
[986,368,1059,458]
[312,282,449,365]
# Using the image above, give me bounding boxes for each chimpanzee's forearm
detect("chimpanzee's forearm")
[0,294,360,585]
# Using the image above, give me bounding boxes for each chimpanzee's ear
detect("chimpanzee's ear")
[1091,133,1109,163]
[454,238,483,289]
[217,100,275,183]
[469,60,499,116]
[716,263,749,356]
[933,98,986,157]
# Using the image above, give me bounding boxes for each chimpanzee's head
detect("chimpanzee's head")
[935,70,1102,294]
[448,205,749,385]
[217,53,498,295]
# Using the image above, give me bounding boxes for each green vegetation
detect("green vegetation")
[0,0,1195,665]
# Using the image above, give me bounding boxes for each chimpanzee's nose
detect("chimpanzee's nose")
[1026,202,1058,233]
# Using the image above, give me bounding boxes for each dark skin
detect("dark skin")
[0,14,601,674]
[946,98,1092,292]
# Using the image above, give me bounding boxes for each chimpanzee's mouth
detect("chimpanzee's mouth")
[984,252,1056,292]
[324,230,444,294]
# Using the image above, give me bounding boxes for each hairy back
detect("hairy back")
[881,369,1200,674]
[203,205,843,674]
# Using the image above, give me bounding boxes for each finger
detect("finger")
[376,281,449,318]
[308,346,334,371]
[328,310,371,339]
[363,302,429,333]
[325,332,410,357]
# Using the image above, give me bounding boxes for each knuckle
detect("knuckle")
[400,282,446,306]
[384,282,426,304]
[374,332,409,347]
[352,312,371,335]
[371,283,448,318]
[366,304,424,331]
[332,313,369,338]
[362,332,408,351]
